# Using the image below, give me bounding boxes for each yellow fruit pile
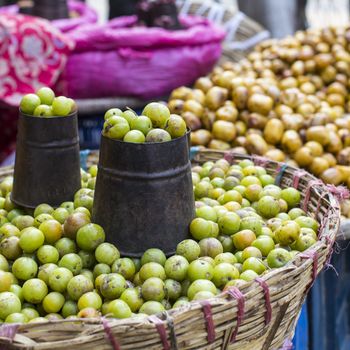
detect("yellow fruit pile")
[168,27,350,195]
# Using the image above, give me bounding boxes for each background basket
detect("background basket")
[0,149,340,350]
[177,0,270,62]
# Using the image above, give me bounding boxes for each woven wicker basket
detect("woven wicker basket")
[177,0,270,62]
[0,149,340,350]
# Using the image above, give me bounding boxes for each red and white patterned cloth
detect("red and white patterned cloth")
[0,13,73,105]
[0,13,73,163]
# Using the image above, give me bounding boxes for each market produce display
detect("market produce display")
[0,0,345,346]
[168,27,350,195]
[103,103,187,143]
[20,88,76,117]
[0,156,321,324]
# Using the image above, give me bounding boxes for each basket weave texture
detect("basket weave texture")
[177,0,270,62]
[0,149,340,350]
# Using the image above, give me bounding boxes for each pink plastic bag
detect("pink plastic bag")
[60,15,225,99]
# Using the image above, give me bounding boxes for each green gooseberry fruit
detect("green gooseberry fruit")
[36,87,55,105]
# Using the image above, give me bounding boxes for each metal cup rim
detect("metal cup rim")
[101,128,191,146]
[19,110,77,120]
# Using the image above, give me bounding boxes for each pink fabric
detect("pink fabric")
[59,15,225,99]
[0,105,17,163]
[302,180,324,212]
[252,155,269,167]
[69,15,225,51]
[300,250,318,291]
[200,300,216,343]
[255,278,272,325]
[148,315,170,350]
[0,323,19,340]
[326,184,350,201]
[0,0,98,33]
[101,318,120,350]
[292,170,308,189]
[226,287,245,344]
[0,13,73,106]
[51,1,98,33]
[279,339,293,350]
[224,151,235,164]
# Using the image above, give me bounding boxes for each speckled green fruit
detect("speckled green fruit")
[48,267,73,293]
[12,257,38,281]
[218,212,241,235]
[103,116,130,140]
[120,287,144,312]
[104,108,123,120]
[52,96,72,116]
[76,224,105,251]
[141,248,166,266]
[37,263,57,285]
[176,240,200,262]
[187,280,217,300]
[111,257,135,280]
[19,227,45,253]
[187,259,213,282]
[145,129,172,143]
[142,102,170,128]
[139,301,165,315]
[20,94,41,115]
[123,130,146,143]
[130,116,153,135]
[281,188,301,209]
[164,114,187,138]
[59,253,83,275]
[77,291,102,311]
[22,279,48,304]
[199,238,223,259]
[0,236,22,260]
[164,256,189,282]
[257,196,280,218]
[33,105,53,117]
[61,300,78,318]
[67,275,94,301]
[140,262,166,281]
[42,292,65,313]
[100,273,126,299]
[267,248,292,268]
[141,277,165,301]
[37,245,59,264]
[36,87,55,105]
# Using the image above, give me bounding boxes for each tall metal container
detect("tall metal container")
[11,112,81,208]
[93,131,195,257]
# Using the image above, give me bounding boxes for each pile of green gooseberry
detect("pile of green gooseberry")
[103,102,187,143]
[20,88,76,117]
[0,158,319,324]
